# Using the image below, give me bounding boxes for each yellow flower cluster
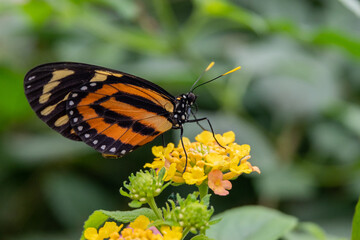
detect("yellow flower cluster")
[84,215,182,240]
[145,131,260,196]
[84,221,123,240]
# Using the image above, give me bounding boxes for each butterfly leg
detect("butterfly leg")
[190,109,207,131]
[187,117,225,149]
[180,126,188,173]
[161,134,166,147]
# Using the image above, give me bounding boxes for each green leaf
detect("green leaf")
[207,206,298,240]
[150,219,176,228]
[158,167,166,180]
[352,197,360,240]
[201,194,211,207]
[285,222,327,240]
[299,222,327,239]
[209,218,221,225]
[81,211,110,240]
[312,30,360,57]
[82,211,109,232]
[257,165,315,200]
[275,24,360,59]
[101,208,157,222]
[129,200,143,208]
[119,187,129,197]
[191,234,214,240]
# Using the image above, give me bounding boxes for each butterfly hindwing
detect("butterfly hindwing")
[66,80,175,156]
[24,63,95,140]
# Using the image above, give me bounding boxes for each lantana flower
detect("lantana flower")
[84,222,123,240]
[145,131,260,196]
[208,169,232,196]
[84,215,182,240]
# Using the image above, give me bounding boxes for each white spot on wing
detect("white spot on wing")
[101,145,106,150]
[27,85,31,89]
[93,140,98,145]
[28,76,35,81]
[77,126,83,131]
[72,93,78,97]
[69,110,74,115]
[84,133,90,138]
[110,147,116,152]
[90,82,97,86]
[69,101,74,106]
[80,86,87,91]
[121,150,126,155]
[73,118,78,123]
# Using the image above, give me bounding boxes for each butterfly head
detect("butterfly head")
[186,92,197,105]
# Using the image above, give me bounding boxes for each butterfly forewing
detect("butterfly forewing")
[66,80,174,156]
[24,62,176,156]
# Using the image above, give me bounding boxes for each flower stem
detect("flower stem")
[147,197,163,220]
[181,227,191,240]
[198,183,209,200]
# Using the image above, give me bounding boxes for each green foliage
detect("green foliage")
[352,198,360,240]
[0,0,359,239]
[191,235,214,240]
[206,206,349,240]
[207,206,298,240]
[291,222,328,240]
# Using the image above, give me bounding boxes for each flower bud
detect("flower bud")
[163,193,213,234]
[120,169,168,205]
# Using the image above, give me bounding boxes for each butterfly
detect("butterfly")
[24,62,240,158]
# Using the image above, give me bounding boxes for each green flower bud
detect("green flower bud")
[163,193,213,234]
[120,169,169,206]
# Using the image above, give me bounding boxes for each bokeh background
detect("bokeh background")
[1,0,360,239]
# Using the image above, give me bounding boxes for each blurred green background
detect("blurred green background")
[1,0,360,239]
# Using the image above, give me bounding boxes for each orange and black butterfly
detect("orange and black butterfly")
[24,62,240,158]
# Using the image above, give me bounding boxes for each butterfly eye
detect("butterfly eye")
[187,92,197,104]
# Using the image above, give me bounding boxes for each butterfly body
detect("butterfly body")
[24,62,196,157]
[171,92,197,129]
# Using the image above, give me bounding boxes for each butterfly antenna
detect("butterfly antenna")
[190,61,215,92]
[191,65,241,92]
